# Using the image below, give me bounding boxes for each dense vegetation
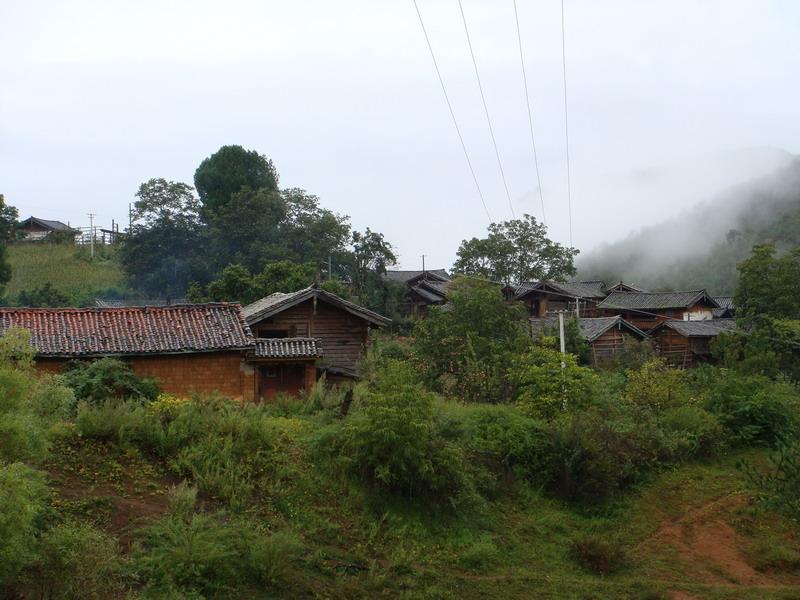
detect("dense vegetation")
[0,249,799,598]
[578,159,800,294]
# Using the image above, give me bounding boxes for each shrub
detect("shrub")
[571,534,627,574]
[76,399,159,447]
[134,487,302,597]
[705,371,800,446]
[456,404,552,484]
[659,404,727,460]
[624,358,692,410]
[319,361,475,508]
[28,521,124,599]
[62,357,159,405]
[0,463,48,585]
[27,375,77,422]
[457,536,500,571]
[512,346,597,420]
[744,439,800,521]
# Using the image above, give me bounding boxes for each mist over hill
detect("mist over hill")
[578,154,800,295]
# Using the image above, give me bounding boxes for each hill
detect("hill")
[4,242,125,304]
[577,158,800,294]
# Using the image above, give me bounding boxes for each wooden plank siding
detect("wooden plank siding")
[250,298,369,374]
[654,329,712,369]
[589,328,632,365]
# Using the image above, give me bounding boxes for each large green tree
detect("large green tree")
[453,214,578,284]
[118,179,206,297]
[736,244,800,324]
[194,145,278,217]
[0,194,19,297]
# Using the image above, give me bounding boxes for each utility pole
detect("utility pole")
[558,311,567,410]
[575,297,580,318]
[328,255,332,281]
[128,203,133,233]
[422,254,426,274]
[87,213,96,259]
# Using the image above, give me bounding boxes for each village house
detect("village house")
[16,216,80,242]
[385,269,450,317]
[506,280,608,318]
[651,318,737,368]
[243,285,391,393]
[596,290,721,331]
[530,315,650,365]
[0,304,258,400]
[712,296,736,318]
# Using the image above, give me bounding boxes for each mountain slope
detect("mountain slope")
[578,158,800,294]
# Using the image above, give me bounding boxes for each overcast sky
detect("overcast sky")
[2,1,798,269]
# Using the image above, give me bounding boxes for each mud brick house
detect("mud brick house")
[507,281,608,318]
[596,290,720,331]
[0,304,258,400]
[16,216,80,242]
[243,286,391,386]
[651,318,736,368]
[385,269,450,317]
[530,315,650,365]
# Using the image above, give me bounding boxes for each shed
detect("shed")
[651,318,736,368]
[16,217,79,241]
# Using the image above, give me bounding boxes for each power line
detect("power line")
[560,0,573,247]
[457,0,515,219]
[512,0,546,226]
[411,0,492,223]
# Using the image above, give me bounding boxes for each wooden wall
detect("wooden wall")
[250,299,370,373]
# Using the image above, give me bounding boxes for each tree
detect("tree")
[0,194,19,297]
[15,283,70,307]
[736,244,800,324]
[453,214,578,283]
[118,179,206,297]
[190,261,316,304]
[280,188,350,266]
[413,277,532,403]
[194,145,279,217]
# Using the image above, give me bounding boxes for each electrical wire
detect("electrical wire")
[512,0,546,226]
[412,0,492,222]
[560,0,573,246]
[457,0,515,219]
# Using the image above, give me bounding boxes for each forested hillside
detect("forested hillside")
[578,158,800,294]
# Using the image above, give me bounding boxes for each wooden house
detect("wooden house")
[16,216,79,242]
[243,286,391,394]
[712,296,736,318]
[651,318,736,368]
[530,315,650,366]
[385,269,450,317]
[0,304,258,400]
[596,290,720,331]
[605,281,648,293]
[509,281,608,318]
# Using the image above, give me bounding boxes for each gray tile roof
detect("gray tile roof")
[657,318,736,337]
[385,269,450,284]
[244,286,391,327]
[597,290,719,311]
[713,296,735,310]
[529,315,649,342]
[514,280,607,300]
[17,216,78,232]
[252,337,321,359]
[0,304,254,357]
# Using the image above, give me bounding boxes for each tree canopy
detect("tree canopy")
[194,145,279,217]
[0,194,19,297]
[453,215,578,284]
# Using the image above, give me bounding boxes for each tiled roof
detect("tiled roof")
[713,296,735,310]
[385,269,450,284]
[514,280,607,300]
[244,286,391,327]
[95,298,189,308]
[529,315,649,342]
[0,304,253,357]
[597,290,719,311]
[607,281,648,293]
[252,337,321,359]
[657,318,736,338]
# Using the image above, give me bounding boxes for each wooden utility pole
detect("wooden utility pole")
[88,213,95,259]
[558,311,567,409]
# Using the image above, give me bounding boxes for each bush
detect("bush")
[744,439,800,521]
[28,521,124,599]
[456,404,552,485]
[571,534,627,574]
[27,375,77,422]
[62,357,159,405]
[319,361,475,508]
[0,463,48,585]
[134,486,302,597]
[76,399,159,447]
[704,371,800,446]
[624,358,692,410]
[659,404,727,460]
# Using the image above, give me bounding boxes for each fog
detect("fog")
[2,1,799,270]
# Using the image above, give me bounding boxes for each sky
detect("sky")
[2,0,799,270]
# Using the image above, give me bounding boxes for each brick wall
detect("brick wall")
[35,351,255,401]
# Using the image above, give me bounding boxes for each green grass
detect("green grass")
[5,242,124,302]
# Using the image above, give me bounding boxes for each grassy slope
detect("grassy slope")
[5,242,124,300]
[43,428,800,600]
